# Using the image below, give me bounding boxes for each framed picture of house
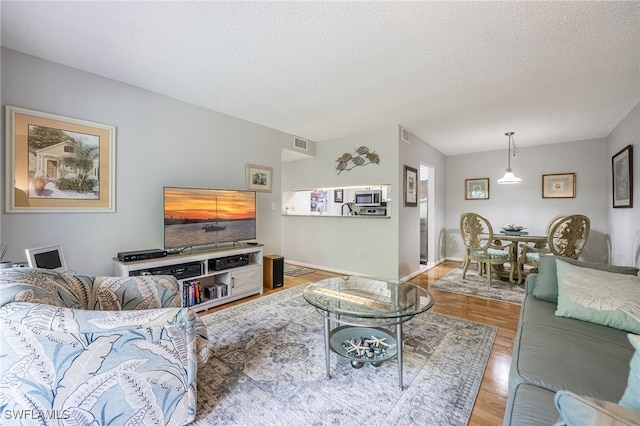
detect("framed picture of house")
[465,178,490,200]
[612,145,633,208]
[245,163,273,193]
[403,165,418,207]
[5,105,116,213]
[542,173,576,199]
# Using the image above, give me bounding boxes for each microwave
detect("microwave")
[354,190,383,207]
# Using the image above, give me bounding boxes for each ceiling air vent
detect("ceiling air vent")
[401,127,411,143]
[293,136,308,151]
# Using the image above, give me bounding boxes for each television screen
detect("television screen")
[163,187,256,250]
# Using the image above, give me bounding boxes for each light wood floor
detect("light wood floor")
[202,261,519,426]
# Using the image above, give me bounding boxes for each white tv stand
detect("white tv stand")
[113,245,263,313]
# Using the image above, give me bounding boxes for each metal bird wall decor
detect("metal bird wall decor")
[335,146,380,174]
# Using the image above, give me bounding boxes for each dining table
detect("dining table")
[490,231,547,283]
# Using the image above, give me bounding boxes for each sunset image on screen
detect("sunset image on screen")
[164,188,255,222]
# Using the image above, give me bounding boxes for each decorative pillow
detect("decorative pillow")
[532,255,639,303]
[555,261,640,334]
[620,334,640,412]
[555,390,640,426]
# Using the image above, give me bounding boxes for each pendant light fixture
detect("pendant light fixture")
[497,131,522,184]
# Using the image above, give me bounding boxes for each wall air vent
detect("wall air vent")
[401,127,411,143]
[293,137,308,151]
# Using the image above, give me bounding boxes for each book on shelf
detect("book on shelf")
[182,279,202,307]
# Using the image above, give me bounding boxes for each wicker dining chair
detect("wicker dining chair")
[517,214,590,284]
[460,212,511,286]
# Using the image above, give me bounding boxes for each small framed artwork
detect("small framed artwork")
[542,173,576,199]
[5,105,116,213]
[465,178,490,200]
[246,163,273,193]
[612,145,633,208]
[334,189,344,203]
[403,165,418,207]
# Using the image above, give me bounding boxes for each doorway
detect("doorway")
[420,163,435,270]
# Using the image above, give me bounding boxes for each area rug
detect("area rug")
[430,266,525,305]
[283,264,315,277]
[193,285,497,425]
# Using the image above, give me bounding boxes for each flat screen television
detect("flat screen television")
[163,187,256,251]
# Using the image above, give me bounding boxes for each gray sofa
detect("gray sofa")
[503,256,638,425]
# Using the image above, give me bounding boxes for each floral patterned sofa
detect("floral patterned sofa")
[0,267,209,425]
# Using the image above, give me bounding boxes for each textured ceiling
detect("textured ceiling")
[1,1,638,156]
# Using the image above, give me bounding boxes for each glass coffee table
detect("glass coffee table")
[303,276,434,390]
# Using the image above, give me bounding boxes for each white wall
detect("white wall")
[282,125,447,279]
[446,138,609,263]
[1,48,296,275]
[607,103,640,267]
[398,130,447,276]
[281,126,400,278]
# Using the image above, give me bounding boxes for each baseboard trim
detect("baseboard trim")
[286,258,449,282]
[284,260,366,278]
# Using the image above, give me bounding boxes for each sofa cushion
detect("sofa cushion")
[555,261,640,334]
[511,322,633,400]
[555,391,640,426]
[620,334,640,411]
[532,256,639,303]
[519,294,634,347]
[503,382,558,426]
[90,275,182,310]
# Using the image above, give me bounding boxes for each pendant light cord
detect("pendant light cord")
[506,131,515,172]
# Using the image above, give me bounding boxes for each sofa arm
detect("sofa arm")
[90,275,182,310]
[0,302,207,425]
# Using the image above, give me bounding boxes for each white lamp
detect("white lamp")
[497,131,522,184]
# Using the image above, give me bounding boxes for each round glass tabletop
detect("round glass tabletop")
[302,276,434,319]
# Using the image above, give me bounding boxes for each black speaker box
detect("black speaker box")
[263,255,284,289]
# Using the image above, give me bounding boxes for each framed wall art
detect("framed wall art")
[5,105,116,213]
[612,145,633,208]
[246,163,273,193]
[403,165,418,207]
[334,188,344,203]
[465,178,490,200]
[542,173,576,199]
